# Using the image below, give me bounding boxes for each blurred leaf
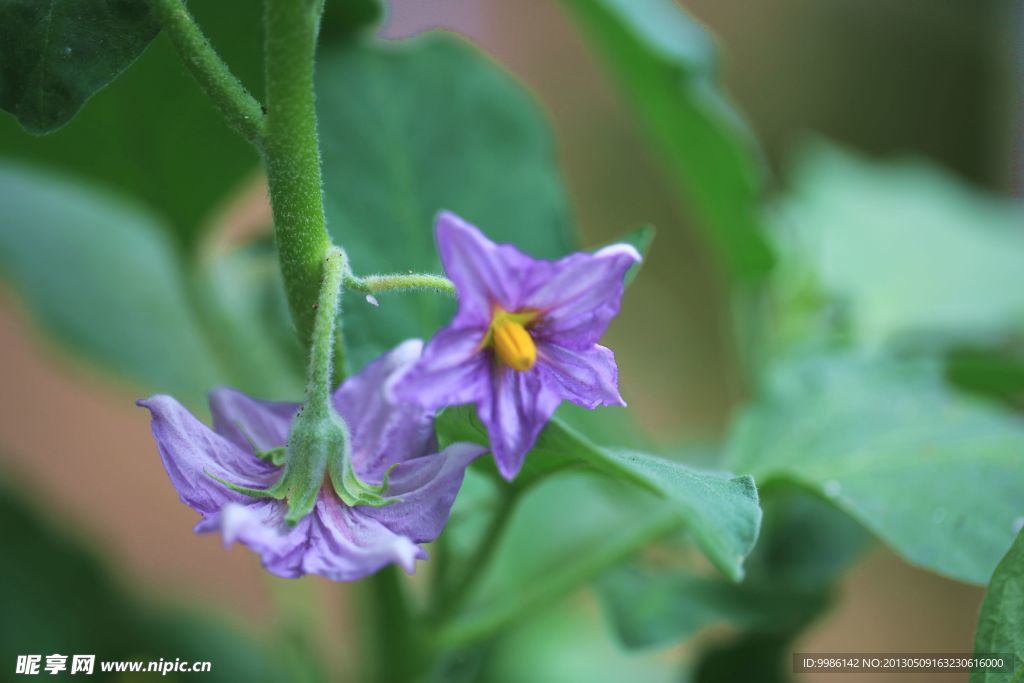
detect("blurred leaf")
[597,567,828,650]
[726,352,1024,585]
[481,597,678,683]
[434,474,684,649]
[0,474,288,682]
[0,1,264,242]
[316,35,577,369]
[773,143,1024,349]
[0,0,159,134]
[946,344,1024,410]
[563,0,773,282]
[694,631,791,683]
[970,530,1024,683]
[439,407,761,581]
[0,164,225,405]
[599,490,866,651]
[194,240,306,400]
[320,0,383,40]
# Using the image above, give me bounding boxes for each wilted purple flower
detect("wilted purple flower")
[395,212,640,480]
[139,340,483,581]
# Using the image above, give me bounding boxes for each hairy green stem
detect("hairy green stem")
[151,0,265,146]
[263,0,332,352]
[306,247,346,413]
[344,272,456,297]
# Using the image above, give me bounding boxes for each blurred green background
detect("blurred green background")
[0,0,1018,681]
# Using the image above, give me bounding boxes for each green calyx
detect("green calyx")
[208,246,397,524]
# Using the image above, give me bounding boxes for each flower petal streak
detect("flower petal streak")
[140,395,277,514]
[527,244,640,348]
[478,366,561,480]
[537,343,625,409]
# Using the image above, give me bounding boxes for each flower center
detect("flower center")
[487,308,539,372]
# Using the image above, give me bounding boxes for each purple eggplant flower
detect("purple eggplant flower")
[139,340,484,581]
[395,212,640,480]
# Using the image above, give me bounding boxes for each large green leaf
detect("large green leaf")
[0,164,225,405]
[0,0,160,134]
[0,1,264,242]
[772,143,1024,348]
[562,0,773,281]
[971,530,1024,683]
[432,408,760,647]
[316,35,577,369]
[598,490,867,651]
[726,352,1024,585]
[439,407,761,582]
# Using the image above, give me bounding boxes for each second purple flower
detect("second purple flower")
[395,212,640,480]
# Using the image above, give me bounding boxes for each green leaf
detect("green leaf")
[0,473,289,683]
[316,35,577,369]
[598,490,866,650]
[772,143,1024,348]
[597,566,828,650]
[971,530,1024,683]
[562,0,773,282]
[693,631,792,683]
[0,0,264,242]
[0,164,225,405]
[0,0,160,134]
[438,408,762,581]
[726,352,1024,585]
[194,240,306,400]
[433,473,685,649]
[320,0,383,40]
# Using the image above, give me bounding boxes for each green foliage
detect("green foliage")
[434,409,760,649]
[316,35,577,369]
[0,164,224,406]
[598,490,867,652]
[971,530,1024,683]
[194,239,306,400]
[439,408,761,581]
[562,0,773,282]
[320,0,383,40]
[0,0,159,134]
[772,143,1024,348]
[726,352,1024,585]
[0,476,288,682]
[0,0,264,243]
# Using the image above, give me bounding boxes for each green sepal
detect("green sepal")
[232,421,289,466]
[255,446,287,466]
[204,471,283,499]
[329,457,401,508]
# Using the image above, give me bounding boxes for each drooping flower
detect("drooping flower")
[395,212,640,480]
[139,340,484,581]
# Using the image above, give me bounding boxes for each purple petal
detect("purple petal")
[200,500,312,579]
[436,211,535,321]
[525,244,640,349]
[360,442,485,542]
[209,387,299,453]
[334,339,434,479]
[139,395,278,515]
[393,325,490,412]
[536,342,625,409]
[477,365,562,480]
[302,495,426,580]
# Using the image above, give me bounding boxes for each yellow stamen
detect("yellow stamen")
[492,319,537,371]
